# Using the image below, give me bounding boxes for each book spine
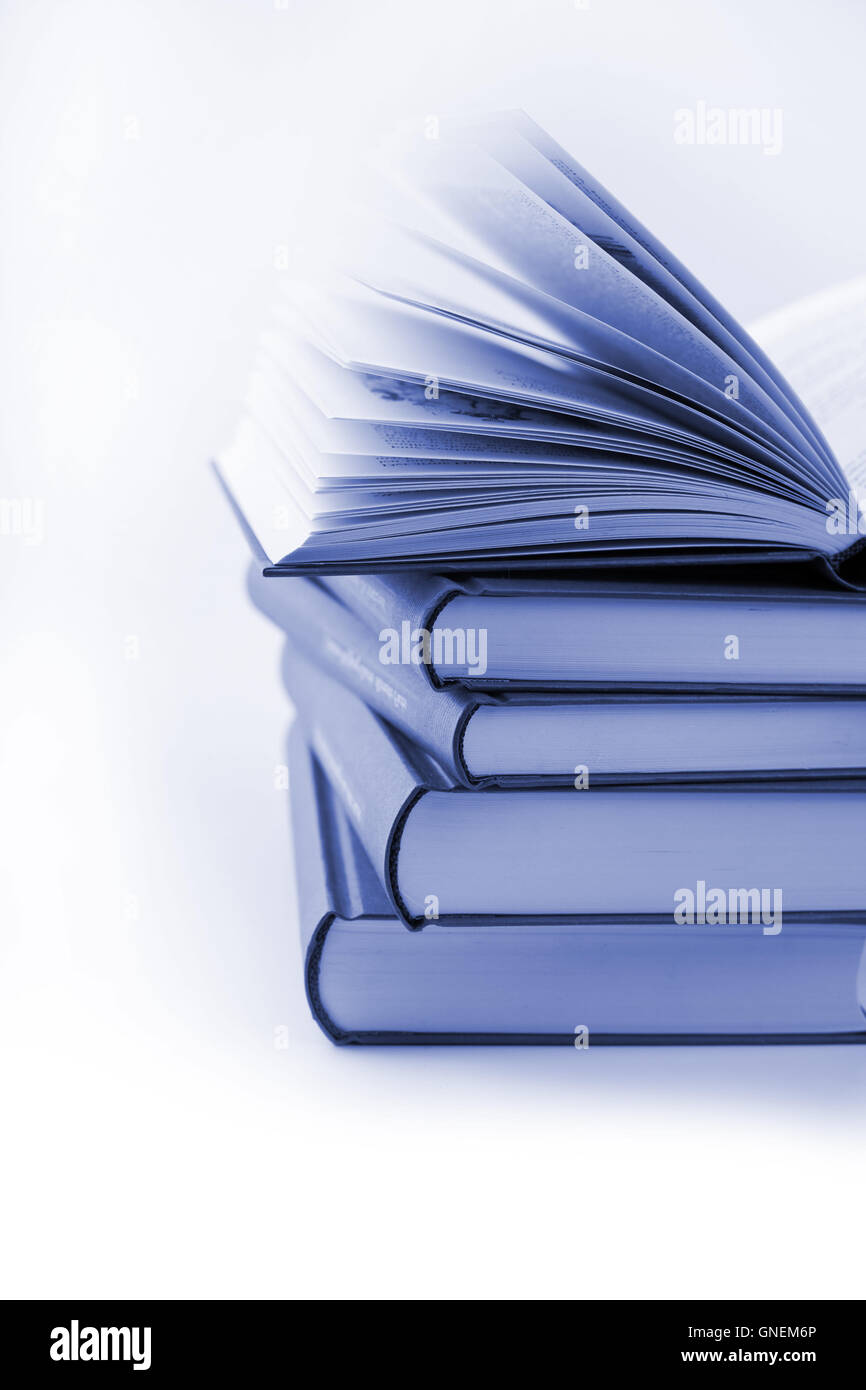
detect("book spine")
[320,572,464,685]
[247,565,477,781]
[286,718,345,1042]
[283,638,448,927]
[288,720,395,1043]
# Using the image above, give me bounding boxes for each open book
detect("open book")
[216,111,866,583]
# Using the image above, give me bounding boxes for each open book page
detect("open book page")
[750,276,866,512]
[219,115,861,571]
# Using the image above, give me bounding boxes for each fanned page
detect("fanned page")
[216,111,857,574]
[750,277,866,518]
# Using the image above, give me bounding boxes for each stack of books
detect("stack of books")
[219,113,866,1044]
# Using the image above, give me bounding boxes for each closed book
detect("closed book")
[320,569,866,690]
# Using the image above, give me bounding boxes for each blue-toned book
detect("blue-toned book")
[290,722,866,1044]
[282,636,866,930]
[320,569,866,690]
[248,562,866,784]
[215,112,866,582]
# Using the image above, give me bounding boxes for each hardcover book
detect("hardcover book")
[317,568,866,690]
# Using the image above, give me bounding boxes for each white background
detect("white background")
[1,0,865,1299]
